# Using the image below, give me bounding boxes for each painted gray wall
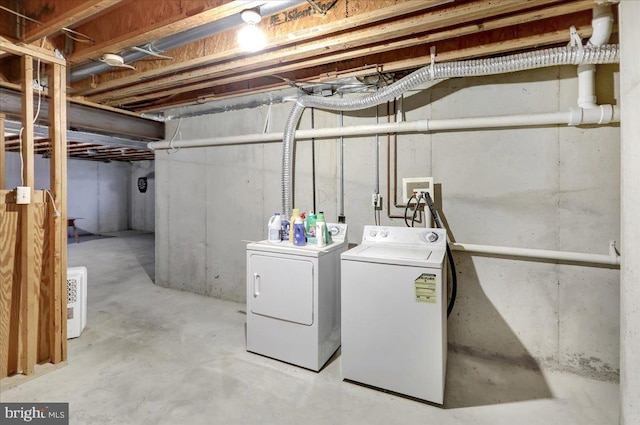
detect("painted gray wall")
[4,152,131,234]
[130,160,155,232]
[155,65,620,379]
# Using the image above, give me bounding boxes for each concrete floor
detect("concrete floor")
[2,232,619,424]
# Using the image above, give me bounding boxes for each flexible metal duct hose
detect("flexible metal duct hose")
[281,44,620,215]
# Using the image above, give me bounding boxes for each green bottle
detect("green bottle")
[306,212,317,244]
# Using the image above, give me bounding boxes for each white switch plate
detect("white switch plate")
[16,186,31,204]
[402,177,434,204]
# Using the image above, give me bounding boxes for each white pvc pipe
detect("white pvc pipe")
[149,106,620,150]
[450,242,620,266]
[577,5,614,108]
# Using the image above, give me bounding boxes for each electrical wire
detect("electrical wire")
[45,190,60,217]
[423,192,457,318]
[411,192,423,227]
[403,194,417,227]
[167,118,182,154]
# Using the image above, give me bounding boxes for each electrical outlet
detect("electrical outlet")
[371,193,383,210]
[16,186,31,204]
[402,177,434,203]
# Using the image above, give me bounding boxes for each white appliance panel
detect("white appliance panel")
[341,260,446,403]
[249,254,314,326]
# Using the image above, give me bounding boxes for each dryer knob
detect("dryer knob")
[380,229,389,238]
[369,229,378,237]
[426,231,439,242]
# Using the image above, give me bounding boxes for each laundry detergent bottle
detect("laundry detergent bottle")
[267,213,282,243]
[293,217,306,246]
[306,212,317,245]
[289,208,301,243]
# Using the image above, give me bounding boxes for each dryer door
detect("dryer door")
[249,254,314,325]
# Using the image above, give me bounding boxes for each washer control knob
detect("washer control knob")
[329,226,340,236]
[380,229,389,238]
[426,231,439,242]
[369,229,378,237]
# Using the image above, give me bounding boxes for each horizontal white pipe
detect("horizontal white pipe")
[450,242,620,266]
[149,106,620,150]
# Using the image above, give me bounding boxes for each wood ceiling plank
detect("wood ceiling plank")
[67,0,263,65]
[139,17,596,112]
[70,0,453,95]
[22,0,126,44]
[108,0,595,107]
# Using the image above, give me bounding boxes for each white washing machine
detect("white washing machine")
[341,225,448,404]
[246,224,348,371]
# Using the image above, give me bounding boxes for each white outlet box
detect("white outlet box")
[402,177,434,204]
[16,186,31,204]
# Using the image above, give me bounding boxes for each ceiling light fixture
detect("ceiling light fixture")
[238,8,266,52]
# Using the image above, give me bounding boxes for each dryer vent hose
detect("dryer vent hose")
[281,44,620,216]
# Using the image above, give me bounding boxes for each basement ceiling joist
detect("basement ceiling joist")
[0,0,620,160]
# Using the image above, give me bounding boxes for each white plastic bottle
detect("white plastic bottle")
[267,213,282,243]
[316,220,326,247]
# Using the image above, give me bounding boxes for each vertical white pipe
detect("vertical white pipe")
[620,1,640,424]
[577,5,614,108]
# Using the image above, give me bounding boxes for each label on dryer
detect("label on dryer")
[414,273,436,303]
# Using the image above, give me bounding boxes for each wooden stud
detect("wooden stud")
[0,113,5,189]
[48,63,64,364]
[58,67,68,363]
[0,195,19,379]
[20,55,37,375]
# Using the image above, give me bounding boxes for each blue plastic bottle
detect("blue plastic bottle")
[293,218,306,246]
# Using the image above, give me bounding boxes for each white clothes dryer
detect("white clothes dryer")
[246,224,348,371]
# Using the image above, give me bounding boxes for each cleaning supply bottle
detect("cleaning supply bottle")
[316,212,326,247]
[306,211,317,245]
[289,208,301,243]
[293,217,306,246]
[267,213,282,243]
[316,211,333,245]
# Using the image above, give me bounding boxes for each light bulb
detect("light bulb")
[238,24,266,52]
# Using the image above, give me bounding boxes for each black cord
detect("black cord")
[423,192,457,318]
[404,194,417,227]
[411,193,423,227]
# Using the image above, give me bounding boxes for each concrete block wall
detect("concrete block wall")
[155,65,620,379]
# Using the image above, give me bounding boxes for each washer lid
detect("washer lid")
[342,243,445,267]
[358,245,432,261]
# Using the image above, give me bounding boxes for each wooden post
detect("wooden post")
[20,55,37,375]
[48,63,67,363]
[0,113,5,189]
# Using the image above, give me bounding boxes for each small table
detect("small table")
[68,218,80,243]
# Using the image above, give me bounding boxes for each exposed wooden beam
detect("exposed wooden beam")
[141,18,595,112]
[0,113,5,189]
[22,0,125,44]
[20,55,37,376]
[109,0,595,107]
[0,36,66,66]
[67,0,264,65]
[70,0,453,95]
[47,62,66,364]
